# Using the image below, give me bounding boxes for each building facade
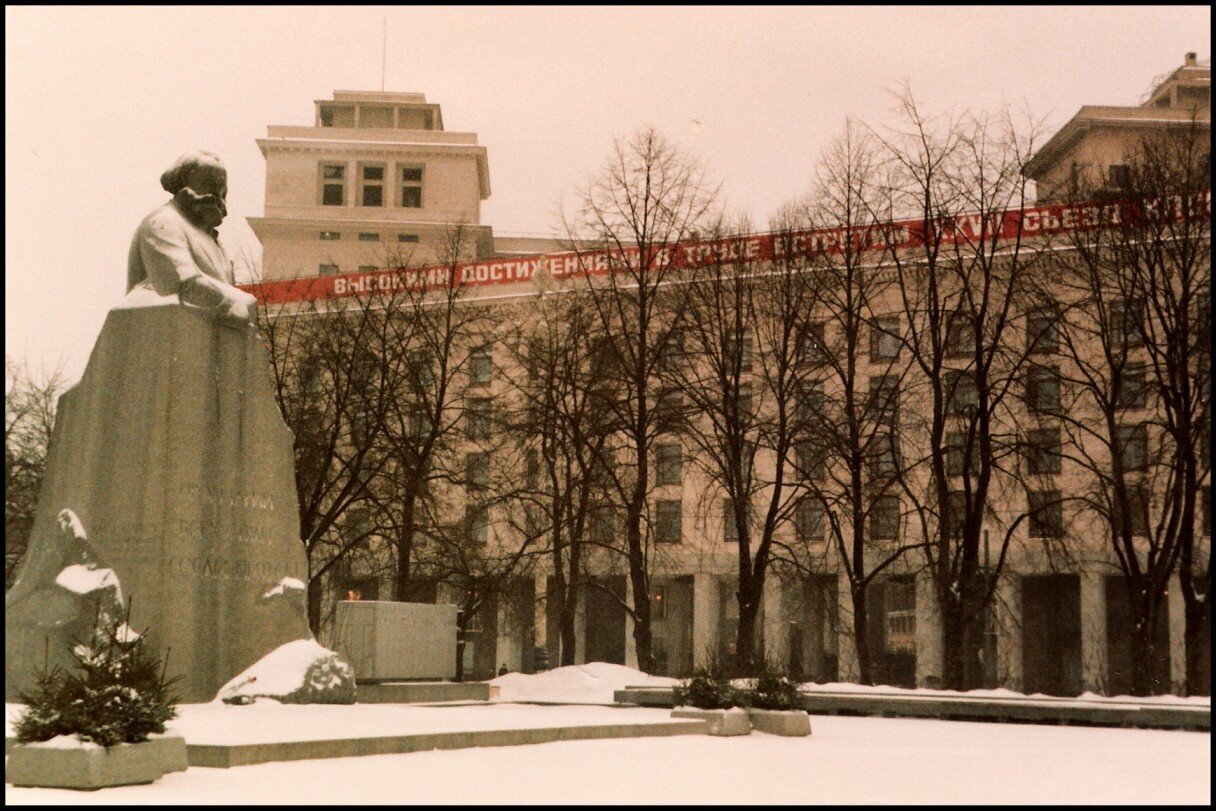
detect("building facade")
[246,58,1210,693]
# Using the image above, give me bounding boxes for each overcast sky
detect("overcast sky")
[5,5,1210,383]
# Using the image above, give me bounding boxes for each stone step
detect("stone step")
[356,681,492,704]
[186,719,707,768]
[613,687,1211,731]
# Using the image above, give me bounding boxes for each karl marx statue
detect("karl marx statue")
[128,151,257,327]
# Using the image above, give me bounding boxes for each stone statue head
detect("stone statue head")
[161,151,228,232]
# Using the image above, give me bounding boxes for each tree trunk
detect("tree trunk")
[735,592,761,675]
[940,597,967,692]
[392,495,416,601]
[559,584,579,666]
[851,587,873,685]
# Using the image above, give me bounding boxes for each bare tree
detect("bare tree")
[872,90,1045,690]
[1052,122,1211,695]
[562,127,719,672]
[781,123,925,685]
[5,359,64,588]
[501,289,615,666]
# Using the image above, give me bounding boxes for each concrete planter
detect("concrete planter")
[6,734,187,790]
[747,708,812,736]
[671,707,752,736]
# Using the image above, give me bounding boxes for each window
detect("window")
[318,104,354,128]
[320,163,346,206]
[737,384,754,419]
[592,447,616,488]
[1028,490,1063,539]
[358,232,380,242]
[946,431,978,478]
[651,585,667,621]
[946,491,968,538]
[656,443,683,486]
[659,330,686,371]
[1027,428,1062,474]
[800,321,828,366]
[885,579,916,653]
[869,375,900,428]
[1107,164,1130,191]
[466,452,490,490]
[359,164,385,207]
[1025,365,1060,414]
[945,312,974,358]
[319,263,339,276]
[1026,306,1059,354]
[466,398,491,440]
[655,500,682,543]
[869,433,899,480]
[1109,299,1144,348]
[590,508,616,542]
[320,231,341,241]
[469,347,492,386]
[524,449,540,490]
[870,495,900,540]
[408,406,434,439]
[946,369,979,414]
[797,379,825,426]
[795,497,824,543]
[797,440,826,481]
[358,265,377,273]
[409,348,434,390]
[869,316,901,361]
[465,505,488,546]
[401,166,423,208]
[725,330,754,371]
[398,233,420,243]
[722,499,747,543]
[1115,424,1148,472]
[1117,487,1149,536]
[1116,363,1147,410]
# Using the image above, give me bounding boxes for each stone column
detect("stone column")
[995,574,1023,692]
[691,573,720,668]
[624,575,639,669]
[835,569,859,682]
[496,600,520,673]
[1168,574,1187,695]
[915,573,943,688]
[762,577,788,668]
[1080,572,1108,694]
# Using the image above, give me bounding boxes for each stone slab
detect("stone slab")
[670,707,751,736]
[356,681,490,704]
[747,708,812,736]
[186,720,707,768]
[617,688,1210,731]
[6,735,187,790]
[332,601,457,681]
[6,304,319,703]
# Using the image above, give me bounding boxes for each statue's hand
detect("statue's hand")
[220,286,259,330]
[179,275,258,330]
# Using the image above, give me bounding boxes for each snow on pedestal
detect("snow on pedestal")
[216,639,355,705]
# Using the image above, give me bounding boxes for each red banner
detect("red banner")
[242,191,1210,306]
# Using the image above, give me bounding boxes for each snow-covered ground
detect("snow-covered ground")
[6,665,1210,804]
[490,662,678,703]
[6,712,1209,805]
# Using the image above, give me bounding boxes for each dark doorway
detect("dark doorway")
[1105,575,1171,695]
[1021,574,1082,696]
[865,576,917,688]
[584,575,627,665]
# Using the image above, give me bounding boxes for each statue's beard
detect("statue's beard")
[177,187,227,231]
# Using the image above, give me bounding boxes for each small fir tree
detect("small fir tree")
[14,608,180,747]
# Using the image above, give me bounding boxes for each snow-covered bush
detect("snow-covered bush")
[674,671,743,710]
[13,614,180,747]
[746,674,805,712]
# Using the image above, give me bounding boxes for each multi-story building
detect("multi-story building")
[246,57,1209,693]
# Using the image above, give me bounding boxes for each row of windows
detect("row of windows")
[459,482,1211,549]
[320,162,424,208]
[319,231,421,243]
